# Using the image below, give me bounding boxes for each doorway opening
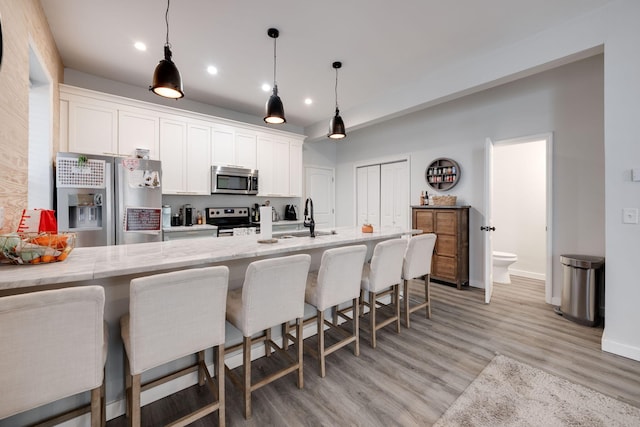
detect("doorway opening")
[28,44,53,209]
[484,134,553,304]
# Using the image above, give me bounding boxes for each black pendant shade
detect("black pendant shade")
[264,28,286,124]
[328,108,346,139]
[150,0,184,99]
[265,85,286,124]
[328,61,346,139]
[150,45,184,99]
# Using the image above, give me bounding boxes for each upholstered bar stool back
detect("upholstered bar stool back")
[361,238,408,348]
[0,286,106,427]
[225,254,311,419]
[121,266,229,427]
[304,245,367,377]
[402,233,437,327]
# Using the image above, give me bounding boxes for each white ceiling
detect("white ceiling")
[40,0,612,133]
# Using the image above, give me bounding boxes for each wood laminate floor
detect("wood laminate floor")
[107,276,640,426]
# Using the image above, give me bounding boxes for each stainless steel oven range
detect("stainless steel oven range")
[205,207,258,237]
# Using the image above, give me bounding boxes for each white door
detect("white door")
[483,137,495,303]
[381,161,409,229]
[305,166,335,228]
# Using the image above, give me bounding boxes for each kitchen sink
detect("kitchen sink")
[276,230,337,239]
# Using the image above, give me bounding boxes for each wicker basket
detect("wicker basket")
[431,195,457,206]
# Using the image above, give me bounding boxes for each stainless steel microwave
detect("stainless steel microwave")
[211,165,259,195]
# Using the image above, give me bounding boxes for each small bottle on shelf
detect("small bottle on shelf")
[424,191,429,205]
[419,191,425,206]
[197,210,203,225]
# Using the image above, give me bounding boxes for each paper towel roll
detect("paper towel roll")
[260,206,272,240]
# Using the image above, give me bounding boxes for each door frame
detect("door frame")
[484,133,554,304]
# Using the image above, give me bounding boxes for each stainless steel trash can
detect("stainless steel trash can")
[559,254,605,326]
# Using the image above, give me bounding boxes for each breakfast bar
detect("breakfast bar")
[0,226,417,423]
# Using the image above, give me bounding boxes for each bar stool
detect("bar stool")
[0,286,106,427]
[360,238,408,348]
[225,254,311,419]
[304,245,368,377]
[402,233,437,328]
[121,266,229,427]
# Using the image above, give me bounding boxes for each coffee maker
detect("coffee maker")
[184,204,194,226]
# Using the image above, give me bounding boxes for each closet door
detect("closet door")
[356,165,380,228]
[380,161,408,228]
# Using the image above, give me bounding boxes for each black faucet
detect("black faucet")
[303,197,315,238]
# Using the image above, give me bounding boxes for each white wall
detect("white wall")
[601,0,640,360]
[321,54,604,312]
[493,140,546,280]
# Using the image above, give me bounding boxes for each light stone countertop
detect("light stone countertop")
[0,226,419,291]
[162,224,218,232]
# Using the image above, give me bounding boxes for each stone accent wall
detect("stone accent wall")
[0,0,62,233]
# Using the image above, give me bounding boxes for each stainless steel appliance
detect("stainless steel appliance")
[56,152,163,247]
[184,204,194,226]
[55,153,114,247]
[205,207,255,237]
[211,166,258,195]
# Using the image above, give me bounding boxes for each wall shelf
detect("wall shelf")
[425,158,460,191]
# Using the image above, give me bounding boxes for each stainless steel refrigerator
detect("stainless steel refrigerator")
[55,152,163,247]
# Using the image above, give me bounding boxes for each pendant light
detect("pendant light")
[328,61,346,139]
[149,0,184,99]
[264,28,286,124]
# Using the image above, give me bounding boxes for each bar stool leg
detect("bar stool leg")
[353,296,360,357]
[403,279,411,328]
[395,284,401,333]
[370,291,377,349]
[215,345,226,427]
[426,275,431,319]
[317,309,326,378]
[296,317,304,388]
[242,336,252,419]
[90,387,101,427]
[265,328,272,357]
[198,351,206,386]
[131,374,141,427]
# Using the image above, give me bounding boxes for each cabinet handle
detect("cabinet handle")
[480,226,496,231]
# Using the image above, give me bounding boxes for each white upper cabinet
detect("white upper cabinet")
[289,140,303,197]
[160,117,211,195]
[67,97,118,155]
[159,118,187,194]
[118,108,160,159]
[186,122,212,194]
[211,125,257,170]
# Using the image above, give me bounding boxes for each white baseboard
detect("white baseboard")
[509,269,545,281]
[602,328,640,362]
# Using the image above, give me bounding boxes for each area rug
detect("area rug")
[433,354,640,427]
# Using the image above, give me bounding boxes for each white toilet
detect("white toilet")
[492,251,518,284]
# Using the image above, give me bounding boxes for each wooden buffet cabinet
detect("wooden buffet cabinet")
[412,206,470,289]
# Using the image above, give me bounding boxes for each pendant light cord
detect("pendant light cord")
[272,36,277,88]
[164,0,171,47]
[334,67,339,111]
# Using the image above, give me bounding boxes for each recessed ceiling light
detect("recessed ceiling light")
[304,98,313,105]
[134,41,147,51]
[262,83,271,92]
[207,66,218,75]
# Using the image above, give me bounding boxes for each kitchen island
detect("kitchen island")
[0,226,417,424]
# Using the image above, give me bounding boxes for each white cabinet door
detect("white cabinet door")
[159,118,187,194]
[256,135,275,195]
[211,125,235,166]
[381,161,408,228]
[272,138,290,196]
[118,109,160,159]
[186,123,211,194]
[289,140,303,197]
[356,165,381,228]
[68,99,117,155]
[235,131,257,170]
